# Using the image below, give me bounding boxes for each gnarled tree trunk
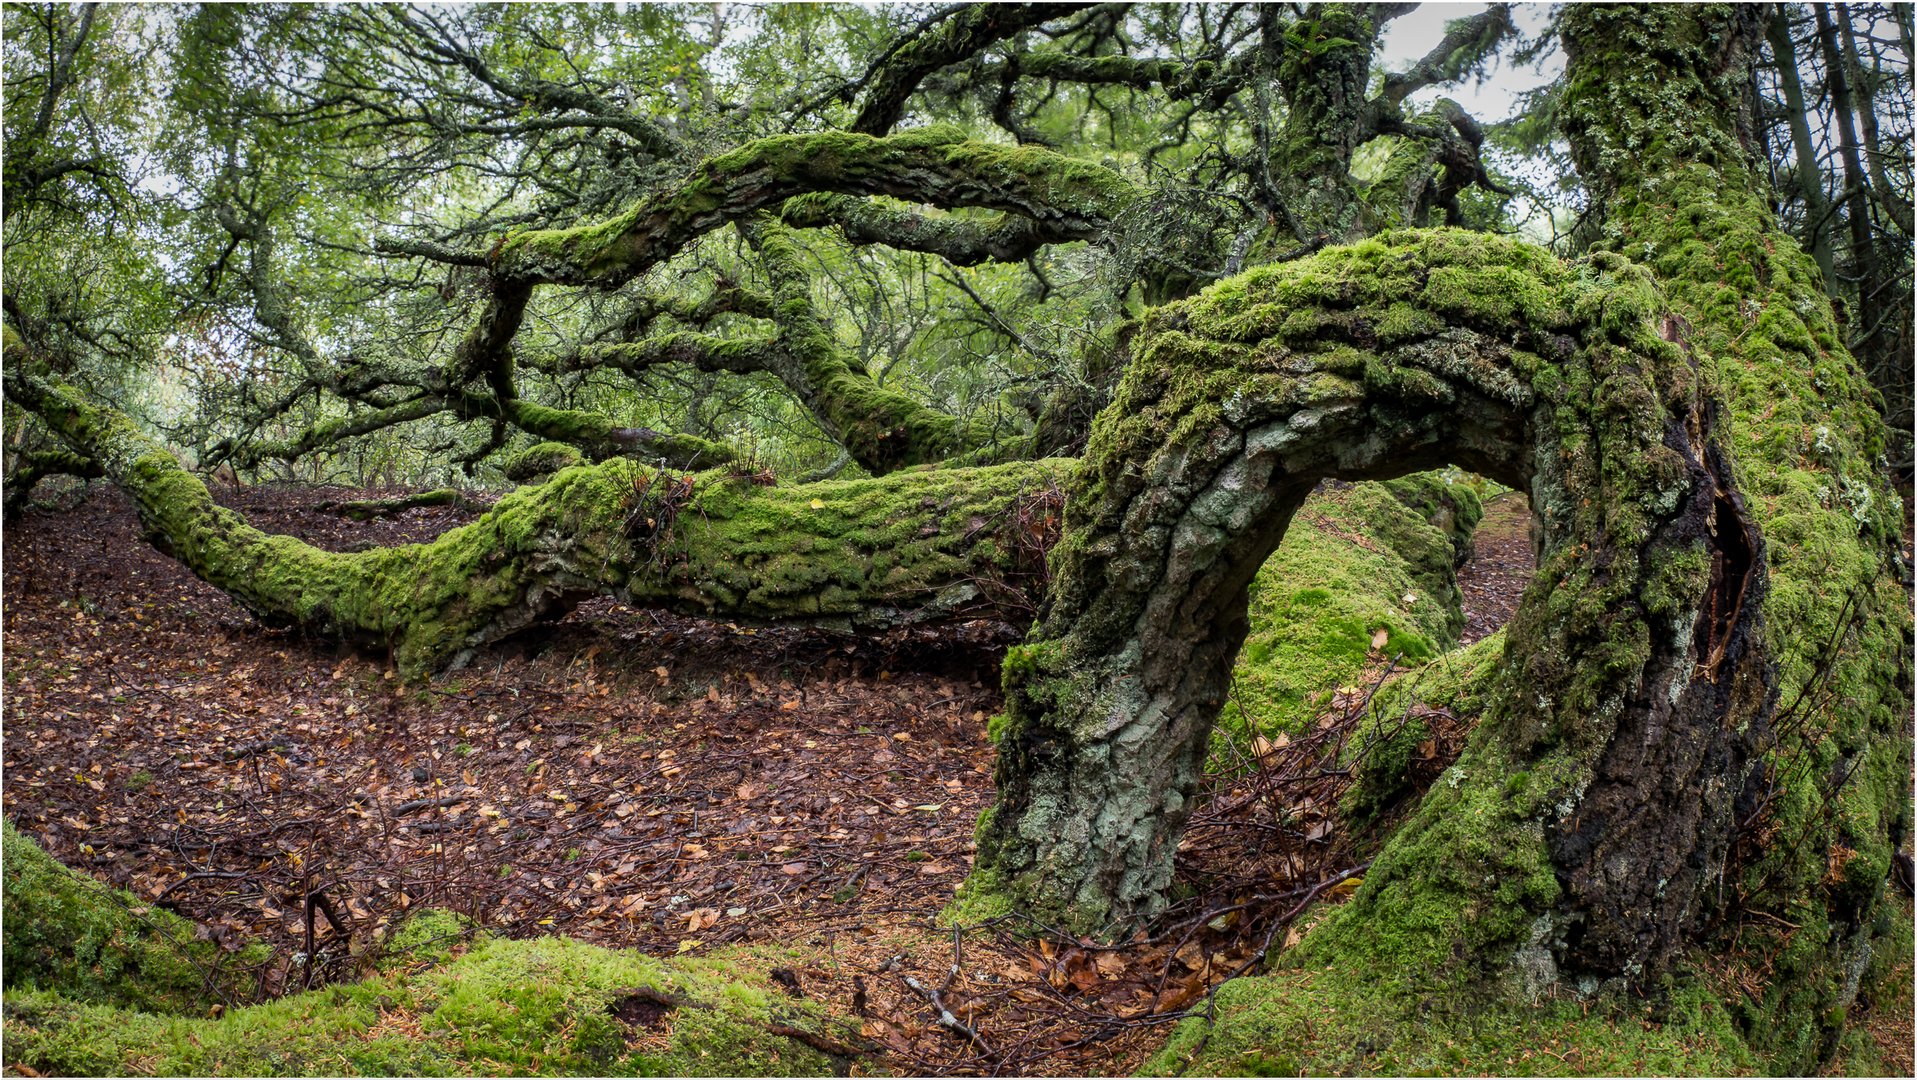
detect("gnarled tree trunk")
[962,230,1776,975]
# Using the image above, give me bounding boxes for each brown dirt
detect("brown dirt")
[1457,489,1536,645]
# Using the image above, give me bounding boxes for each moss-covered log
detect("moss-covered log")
[960,226,1776,984]
[3,367,1071,675]
[2,444,101,514]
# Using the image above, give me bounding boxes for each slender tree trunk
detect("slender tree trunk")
[1839,4,1914,237]
[1767,9,1839,291]
[1264,4,1381,243]
[1815,3,1886,317]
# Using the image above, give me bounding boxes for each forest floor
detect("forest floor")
[5,480,1734,1078]
[1456,489,1532,646]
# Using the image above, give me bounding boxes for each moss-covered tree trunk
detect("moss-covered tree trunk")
[1553,5,1911,1063]
[961,230,1776,961]
[966,5,1908,1073]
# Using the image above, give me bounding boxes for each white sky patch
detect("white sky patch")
[1377,3,1564,122]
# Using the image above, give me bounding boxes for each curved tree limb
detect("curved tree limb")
[969,228,1775,993]
[1379,3,1514,106]
[2,445,101,515]
[850,3,1095,135]
[478,127,1139,287]
[4,362,1072,675]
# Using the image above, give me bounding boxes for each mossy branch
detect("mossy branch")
[573,221,1036,476]
[4,445,101,513]
[849,4,1093,134]
[228,395,445,469]
[781,192,1076,266]
[484,127,1138,288]
[5,367,1071,674]
[984,48,1251,107]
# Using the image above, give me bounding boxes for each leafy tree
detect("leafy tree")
[3,3,1909,1073]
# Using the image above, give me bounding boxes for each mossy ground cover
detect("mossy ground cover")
[1,819,273,1017]
[1220,477,1478,745]
[1143,963,1760,1077]
[4,928,853,1078]
[2,827,855,1077]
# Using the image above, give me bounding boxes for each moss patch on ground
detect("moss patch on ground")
[3,933,851,1078]
[0,827,861,1077]
[1221,478,1472,742]
[1,819,273,1016]
[1143,962,1758,1077]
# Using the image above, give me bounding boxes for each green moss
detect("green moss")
[940,864,1017,926]
[1342,631,1507,828]
[379,909,477,972]
[1221,481,1465,742]
[499,441,585,483]
[1,820,272,1015]
[491,126,1136,287]
[1145,963,1758,1076]
[3,908,857,1077]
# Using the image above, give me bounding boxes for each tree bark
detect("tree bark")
[476,127,1137,288]
[1559,4,1910,1063]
